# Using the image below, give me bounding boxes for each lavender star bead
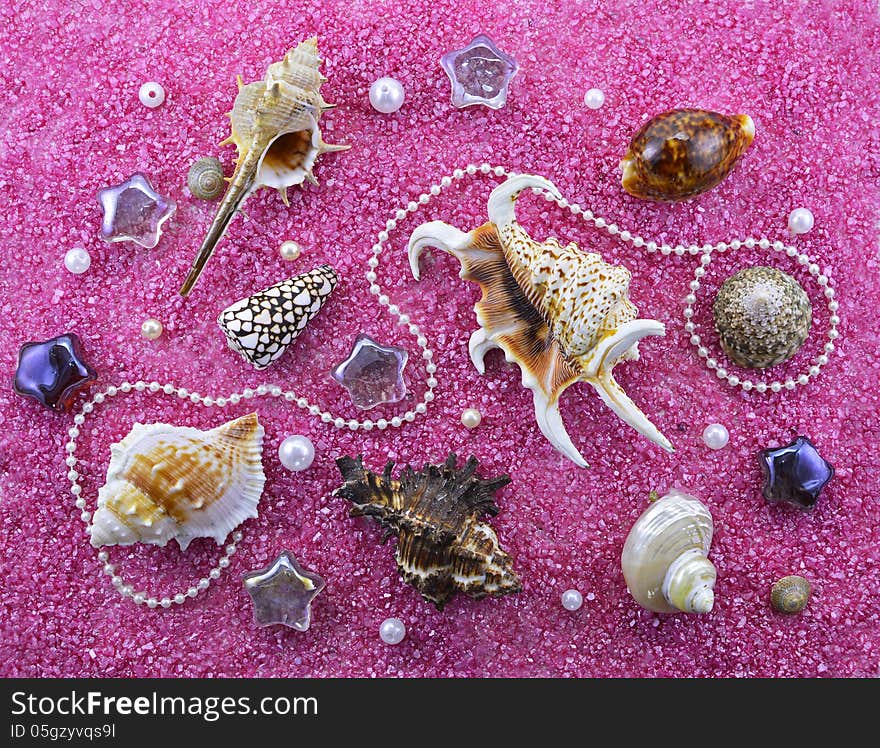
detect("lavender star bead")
[97,172,176,249]
[759,436,835,509]
[243,551,325,631]
[330,334,408,410]
[13,333,98,412]
[440,34,518,110]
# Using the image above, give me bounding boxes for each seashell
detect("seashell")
[333,453,522,610]
[620,109,755,201]
[621,489,716,614]
[770,575,811,614]
[217,265,337,369]
[89,413,265,550]
[179,37,349,296]
[713,266,811,369]
[187,157,226,200]
[408,173,672,468]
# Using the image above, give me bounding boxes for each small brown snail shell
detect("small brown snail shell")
[771,575,811,614]
[187,157,226,200]
[620,108,754,201]
[713,266,811,369]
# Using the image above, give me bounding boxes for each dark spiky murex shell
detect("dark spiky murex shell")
[334,453,522,609]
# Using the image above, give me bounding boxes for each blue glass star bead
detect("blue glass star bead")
[440,34,518,109]
[330,334,408,410]
[97,172,176,248]
[243,551,325,631]
[759,436,835,509]
[13,333,98,412]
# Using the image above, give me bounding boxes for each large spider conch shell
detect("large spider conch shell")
[89,413,265,550]
[179,37,349,296]
[407,173,673,467]
[621,489,716,614]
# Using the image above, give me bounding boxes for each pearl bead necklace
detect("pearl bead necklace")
[65,162,841,608]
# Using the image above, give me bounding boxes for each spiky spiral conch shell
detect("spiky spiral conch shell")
[407,173,673,469]
[89,413,265,550]
[178,37,348,297]
[497,220,639,359]
[621,489,717,614]
[332,453,522,610]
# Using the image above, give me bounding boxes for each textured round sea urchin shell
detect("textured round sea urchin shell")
[187,157,225,200]
[713,266,812,369]
[771,575,811,614]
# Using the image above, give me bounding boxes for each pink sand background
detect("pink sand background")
[1,0,879,677]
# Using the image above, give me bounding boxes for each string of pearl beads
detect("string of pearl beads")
[66,163,840,608]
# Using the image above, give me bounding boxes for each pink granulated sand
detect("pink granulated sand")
[1,0,878,677]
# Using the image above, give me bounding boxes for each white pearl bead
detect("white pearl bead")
[278,435,315,471]
[138,81,165,108]
[461,408,482,429]
[379,617,406,645]
[583,88,605,109]
[369,77,405,114]
[279,240,301,261]
[702,423,730,450]
[788,207,814,234]
[64,247,91,274]
[561,589,583,611]
[140,318,163,340]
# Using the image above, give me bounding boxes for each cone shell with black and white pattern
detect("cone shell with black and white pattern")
[217,264,338,369]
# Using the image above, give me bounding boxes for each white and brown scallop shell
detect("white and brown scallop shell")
[89,413,265,550]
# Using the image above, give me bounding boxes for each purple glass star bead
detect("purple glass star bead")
[13,333,98,412]
[759,436,835,509]
[97,172,176,248]
[440,34,519,109]
[243,551,325,631]
[330,334,408,410]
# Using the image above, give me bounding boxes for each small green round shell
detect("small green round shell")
[187,157,225,200]
[771,575,811,614]
[713,266,812,369]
